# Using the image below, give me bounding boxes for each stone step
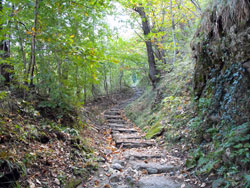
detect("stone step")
[111,128,138,133]
[125,153,162,160]
[115,139,155,148]
[108,122,126,126]
[109,124,126,129]
[113,133,142,140]
[104,111,121,116]
[124,150,162,160]
[117,142,154,148]
[107,119,125,124]
[108,123,133,128]
[109,109,120,112]
[104,115,122,119]
[137,175,182,188]
[130,161,177,174]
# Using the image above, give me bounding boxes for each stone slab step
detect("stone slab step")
[104,112,121,116]
[137,175,182,188]
[109,109,120,112]
[111,128,138,133]
[108,123,127,127]
[104,115,122,119]
[123,148,164,159]
[116,138,155,144]
[109,124,126,129]
[124,152,162,160]
[109,124,133,129]
[116,139,155,148]
[113,133,142,140]
[130,161,177,174]
[107,119,125,124]
[117,142,154,148]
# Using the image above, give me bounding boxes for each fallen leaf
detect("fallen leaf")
[105,173,111,177]
[28,180,36,188]
[142,169,148,174]
[55,178,60,185]
[36,179,41,184]
[201,183,206,187]
[94,180,99,186]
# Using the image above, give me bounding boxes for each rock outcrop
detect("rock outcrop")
[192,0,250,126]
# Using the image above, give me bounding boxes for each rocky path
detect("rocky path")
[78,89,195,188]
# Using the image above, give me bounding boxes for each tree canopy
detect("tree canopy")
[0,0,202,108]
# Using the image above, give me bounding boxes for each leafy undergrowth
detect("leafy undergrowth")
[186,103,250,187]
[0,86,134,188]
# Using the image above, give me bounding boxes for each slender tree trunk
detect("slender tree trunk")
[37,43,46,95]
[91,69,98,99]
[152,7,167,65]
[54,49,62,78]
[75,65,80,100]
[153,42,167,64]
[119,62,124,91]
[91,84,96,99]
[29,0,39,86]
[54,49,63,98]
[16,23,27,75]
[103,64,109,96]
[109,65,112,94]
[0,0,12,84]
[170,0,176,64]
[190,0,202,14]
[83,72,87,104]
[7,4,14,58]
[134,6,159,88]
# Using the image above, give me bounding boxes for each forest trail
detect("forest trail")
[78,89,195,188]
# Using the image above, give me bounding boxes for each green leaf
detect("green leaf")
[245,174,250,183]
[233,144,243,149]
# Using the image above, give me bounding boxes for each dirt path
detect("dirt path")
[78,89,196,188]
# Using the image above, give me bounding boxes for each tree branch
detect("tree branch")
[133,29,145,42]
[190,0,201,11]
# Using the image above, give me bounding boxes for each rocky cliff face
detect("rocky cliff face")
[192,0,250,127]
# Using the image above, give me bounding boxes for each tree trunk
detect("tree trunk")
[103,64,109,96]
[16,23,27,75]
[91,84,98,99]
[153,7,167,65]
[54,49,63,99]
[153,42,167,64]
[190,0,202,14]
[75,64,80,100]
[134,6,159,88]
[119,62,124,91]
[109,65,112,93]
[83,72,87,104]
[29,0,39,86]
[0,0,11,84]
[170,0,176,64]
[54,49,62,79]
[0,0,12,84]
